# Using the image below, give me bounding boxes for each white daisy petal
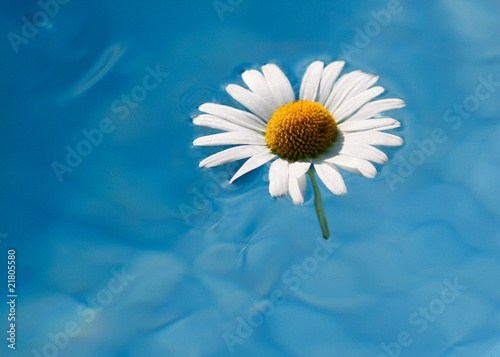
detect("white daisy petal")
[323,70,362,110]
[288,161,311,205]
[325,71,379,113]
[318,61,345,105]
[229,151,276,183]
[344,131,404,146]
[324,154,377,178]
[289,174,307,205]
[299,61,324,101]
[269,158,289,197]
[345,73,379,100]
[193,132,266,146]
[338,118,401,132]
[313,162,347,196]
[199,103,266,131]
[262,64,295,107]
[373,124,402,131]
[289,161,311,176]
[344,98,406,122]
[199,145,269,168]
[242,69,278,111]
[193,114,261,133]
[333,86,385,123]
[226,84,274,121]
[339,144,389,164]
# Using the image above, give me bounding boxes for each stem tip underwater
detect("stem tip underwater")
[307,169,330,239]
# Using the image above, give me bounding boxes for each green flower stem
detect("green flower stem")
[307,169,330,239]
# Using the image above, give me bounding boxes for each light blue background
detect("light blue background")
[1,0,500,356]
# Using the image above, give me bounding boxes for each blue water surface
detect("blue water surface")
[1,0,500,356]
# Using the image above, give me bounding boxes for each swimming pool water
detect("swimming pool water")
[1,0,500,356]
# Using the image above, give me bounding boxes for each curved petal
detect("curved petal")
[313,161,347,196]
[333,86,385,123]
[229,151,276,183]
[342,73,379,102]
[193,132,266,146]
[339,143,389,164]
[289,174,307,205]
[324,154,377,178]
[324,70,362,110]
[199,145,269,168]
[269,158,289,197]
[199,103,266,132]
[343,131,404,146]
[338,118,401,132]
[325,71,379,113]
[318,61,345,105]
[242,69,279,112]
[343,98,406,122]
[299,61,324,101]
[226,84,274,121]
[193,114,261,133]
[262,64,295,107]
[288,161,311,205]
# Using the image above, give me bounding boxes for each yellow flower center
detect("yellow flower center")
[265,100,338,162]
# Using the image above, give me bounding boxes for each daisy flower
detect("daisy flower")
[193,61,405,238]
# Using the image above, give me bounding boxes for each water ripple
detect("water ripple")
[71,43,126,97]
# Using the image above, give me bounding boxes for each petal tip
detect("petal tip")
[336,188,348,196]
[198,103,209,112]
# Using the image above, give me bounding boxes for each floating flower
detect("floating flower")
[193,61,405,238]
